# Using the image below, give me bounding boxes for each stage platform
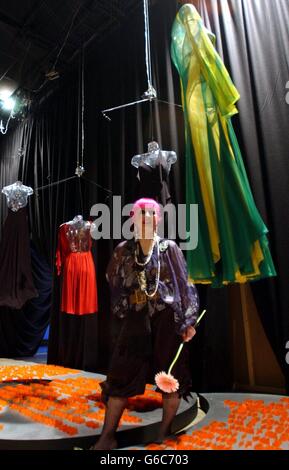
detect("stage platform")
[123,392,289,450]
[1,363,288,450]
[0,365,198,450]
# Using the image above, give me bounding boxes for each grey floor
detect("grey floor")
[1,352,286,450]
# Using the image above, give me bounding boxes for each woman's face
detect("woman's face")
[134,207,157,239]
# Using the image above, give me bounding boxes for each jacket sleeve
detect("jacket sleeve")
[106,242,129,317]
[168,241,200,334]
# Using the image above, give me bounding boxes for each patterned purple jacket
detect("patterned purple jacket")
[106,238,199,334]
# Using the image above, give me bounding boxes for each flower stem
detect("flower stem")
[168,343,184,375]
[167,310,207,375]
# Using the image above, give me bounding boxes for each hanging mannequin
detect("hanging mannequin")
[65,215,92,253]
[0,181,37,309]
[55,215,98,370]
[56,215,98,315]
[2,181,34,212]
[131,141,177,172]
[131,141,177,206]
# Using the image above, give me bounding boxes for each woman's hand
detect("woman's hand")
[182,325,196,342]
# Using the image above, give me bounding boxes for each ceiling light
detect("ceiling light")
[1,97,16,111]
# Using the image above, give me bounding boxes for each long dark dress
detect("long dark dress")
[137,161,172,206]
[0,208,38,309]
[101,238,199,399]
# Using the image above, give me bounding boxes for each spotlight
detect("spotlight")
[0,85,16,112]
[0,88,13,101]
[0,83,30,133]
[1,97,16,111]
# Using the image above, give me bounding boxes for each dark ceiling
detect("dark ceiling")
[0,0,143,94]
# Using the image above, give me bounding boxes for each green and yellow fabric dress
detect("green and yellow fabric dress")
[171,4,276,287]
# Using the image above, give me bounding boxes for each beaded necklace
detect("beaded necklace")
[135,235,160,298]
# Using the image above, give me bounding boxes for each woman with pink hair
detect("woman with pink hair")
[91,198,199,450]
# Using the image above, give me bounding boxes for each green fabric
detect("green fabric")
[171,4,276,286]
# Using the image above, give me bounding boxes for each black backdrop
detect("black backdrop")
[0,0,288,391]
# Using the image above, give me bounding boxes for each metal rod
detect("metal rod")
[101,98,182,120]
[101,97,150,119]
[35,175,77,192]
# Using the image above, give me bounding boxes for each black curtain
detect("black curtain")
[0,0,288,391]
[190,0,289,390]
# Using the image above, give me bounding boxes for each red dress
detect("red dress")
[56,222,98,315]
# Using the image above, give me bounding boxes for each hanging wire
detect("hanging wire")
[34,44,112,197]
[102,0,157,121]
[81,46,85,170]
[144,0,155,144]
[34,47,112,199]
[75,46,85,214]
[32,1,83,94]
[52,2,82,72]
[149,99,154,141]
[143,0,154,95]
[101,0,181,120]
[75,45,85,177]
[76,55,80,170]
[77,175,84,215]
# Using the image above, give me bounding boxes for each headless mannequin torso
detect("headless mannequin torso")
[65,215,93,253]
[131,141,177,173]
[131,142,177,205]
[2,181,34,212]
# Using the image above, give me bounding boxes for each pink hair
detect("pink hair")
[131,198,161,221]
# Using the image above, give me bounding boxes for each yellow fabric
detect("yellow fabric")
[171,4,276,286]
